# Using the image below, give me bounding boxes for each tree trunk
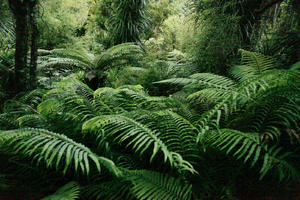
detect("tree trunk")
[8,0,29,93]
[29,1,39,89]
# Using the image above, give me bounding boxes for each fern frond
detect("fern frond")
[82,179,135,200]
[231,49,277,81]
[94,43,143,70]
[196,69,299,141]
[82,115,196,173]
[0,113,19,129]
[41,181,80,200]
[188,73,237,89]
[0,128,120,176]
[39,58,90,71]
[151,110,199,162]
[127,170,192,200]
[155,73,236,90]
[154,78,196,86]
[49,49,93,66]
[18,89,47,106]
[187,88,238,105]
[204,129,299,180]
[17,114,48,129]
[38,49,94,72]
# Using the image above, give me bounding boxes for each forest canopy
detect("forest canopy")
[0,0,299,199]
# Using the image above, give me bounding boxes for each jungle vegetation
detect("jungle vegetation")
[0,0,299,199]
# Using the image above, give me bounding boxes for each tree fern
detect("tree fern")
[94,43,144,70]
[39,43,143,73]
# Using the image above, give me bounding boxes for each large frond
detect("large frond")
[94,43,143,70]
[82,179,135,200]
[42,181,80,200]
[127,170,192,200]
[82,115,195,173]
[203,129,299,180]
[230,49,277,81]
[0,128,120,176]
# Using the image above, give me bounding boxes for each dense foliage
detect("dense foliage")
[0,0,299,199]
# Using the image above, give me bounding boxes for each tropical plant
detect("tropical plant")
[37,43,144,89]
[106,51,196,96]
[157,49,300,181]
[0,50,299,199]
[0,77,198,199]
[109,0,150,46]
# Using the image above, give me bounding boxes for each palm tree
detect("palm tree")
[109,0,150,46]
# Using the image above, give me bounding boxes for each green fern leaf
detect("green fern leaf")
[0,128,120,176]
[128,170,192,200]
[42,181,80,200]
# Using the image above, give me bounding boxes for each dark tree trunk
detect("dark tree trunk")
[29,0,39,89]
[292,0,300,28]
[237,0,284,49]
[8,0,30,93]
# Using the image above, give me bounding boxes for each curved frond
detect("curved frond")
[82,179,134,200]
[38,49,94,72]
[231,50,277,81]
[128,170,192,200]
[203,129,299,180]
[83,115,196,173]
[155,73,236,90]
[42,181,80,200]
[196,69,299,142]
[94,43,143,70]
[0,128,120,176]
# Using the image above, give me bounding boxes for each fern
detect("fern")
[83,115,195,173]
[230,49,277,81]
[149,110,199,162]
[156,73,236,90]
[39,43,143,73]
[203,129,299,180]
[0,128,120,176]
[127,170,192,200]
[196,69,299,141]
[41,181,80,200]
[94,43,144,70]
[82,179,135,200]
